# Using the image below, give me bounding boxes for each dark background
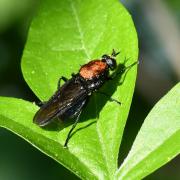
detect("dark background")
[0,0,179,179]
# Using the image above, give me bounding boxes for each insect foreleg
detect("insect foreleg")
[64,110,82,148]
[57,76,68,89]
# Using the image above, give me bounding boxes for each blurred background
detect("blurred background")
[0,0,179,179]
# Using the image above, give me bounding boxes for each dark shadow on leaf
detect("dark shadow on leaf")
[69,121,96,139]
[41,118,70,131]
[41,119,62,131]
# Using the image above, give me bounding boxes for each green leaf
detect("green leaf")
[1,0,138,179]
[0,97,96,179]
[116,83,180,180]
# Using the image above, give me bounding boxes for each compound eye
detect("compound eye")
[102,54,108,59]
[108,58,117,70]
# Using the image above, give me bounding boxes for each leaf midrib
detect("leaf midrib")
[69,0,113,178]
[69,0,90,59]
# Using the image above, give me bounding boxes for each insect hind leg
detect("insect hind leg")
[64,110,82,148]
[62,99,87,147]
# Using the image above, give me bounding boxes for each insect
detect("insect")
[33,49,137,147]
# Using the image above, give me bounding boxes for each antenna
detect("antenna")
[111,49,120,57]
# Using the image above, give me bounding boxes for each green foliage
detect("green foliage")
[0,0,179,179]
[116,83,180,179]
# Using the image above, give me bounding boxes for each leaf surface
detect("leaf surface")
[1,0,138,179]
[116,83,180,180]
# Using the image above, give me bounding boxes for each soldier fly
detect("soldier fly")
[33,49,137,147]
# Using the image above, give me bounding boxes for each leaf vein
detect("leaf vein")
[70,0,90,59]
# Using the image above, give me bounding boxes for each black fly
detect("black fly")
[33,49,137,147]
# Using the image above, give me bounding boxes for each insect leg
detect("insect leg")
[64,110,82,148]
[97,91,121,105]
[57,76,68,89]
